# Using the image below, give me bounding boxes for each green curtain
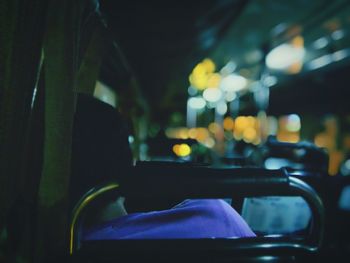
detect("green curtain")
[0,0,92,262]
[0,1,132,261]
[34,0,85,261]
[0,0,20,236]
[0,2,47,261]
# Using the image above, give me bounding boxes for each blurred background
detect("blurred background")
[2,1,350,261]
[96,0,350,177]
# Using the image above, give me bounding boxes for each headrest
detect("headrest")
[70,94,133,206]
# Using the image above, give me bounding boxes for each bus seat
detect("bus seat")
[69,165,324,262]
[255,135,329,174]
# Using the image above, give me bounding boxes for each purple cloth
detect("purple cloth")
[84,199,256,240]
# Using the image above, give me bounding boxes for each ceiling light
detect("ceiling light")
[331,29,345,41]
[332,49,349,61]
[306,48,349,70]
[306,54,333,70]
[220,61,237,76]
[263,76,277,87]
[216,101,228,115]
[203,88,222,102]
[286,114,301,132]
[266,44,305,70]
[220,74,247,92]
[224,91,237,102]
[188,97,206,110]
[312,37,329,49]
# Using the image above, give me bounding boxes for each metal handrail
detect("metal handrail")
[288,176,325,250]
[69,168,324,257]
[70,183,119,254]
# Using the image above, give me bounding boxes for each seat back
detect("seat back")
[69,165,325,262]
[260,136,329,174]
[70,94,133,209]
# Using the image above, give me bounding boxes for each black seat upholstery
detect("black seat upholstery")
[70,94,133,210]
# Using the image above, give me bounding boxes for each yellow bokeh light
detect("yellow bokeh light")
[253,137,261,145]
[193,64,206,75]
[223,117,234,131]
[254,119,261,130]
[246,116,256,127]
[208,122,220,134]
[178,143,191,157]
[314,134,327,148]
[202,58,216,73]
[196,127,209,142]
[243,127,257,143]
[189,73,208,90]
[188,128,198,139]
[288,134,300,143]
[178,128,189,139]
[235,116,249,131]
[189,58,217,90]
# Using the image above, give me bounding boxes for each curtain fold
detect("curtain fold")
[0,1,130,261]
[34,0,84,261]
[0,3,47,262]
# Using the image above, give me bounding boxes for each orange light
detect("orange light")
[291,36,304,48]
[188,128,198,139]
[328,150,343,176]
[287,62,303,74]
[243,127,257,143]
[207,73,221,88]
[223,117,234,131]
[235,116,249,131]
[172,144,180,155]
[277,133,300,143]
[178,128,189,139]
[196,128,209,142]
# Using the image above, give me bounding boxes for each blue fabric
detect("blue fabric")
[84,199,256,240]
